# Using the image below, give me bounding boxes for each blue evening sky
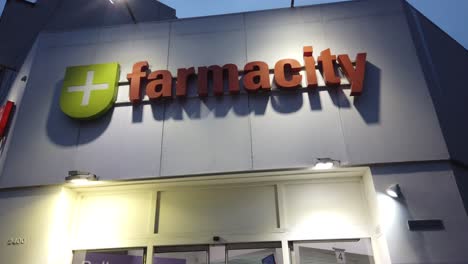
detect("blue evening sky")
[159,0,468,49]
[0,0,466,48]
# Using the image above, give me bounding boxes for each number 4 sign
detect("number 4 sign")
[333,248,346,264]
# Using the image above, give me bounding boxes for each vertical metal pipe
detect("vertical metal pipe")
[124,1,137,24]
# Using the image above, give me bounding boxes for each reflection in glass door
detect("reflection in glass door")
[227,242,283,264]
[72,248,146,264]
[154,245,209,264]
[292,239,375,264]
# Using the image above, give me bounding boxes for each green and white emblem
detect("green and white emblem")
[60,63,119,119]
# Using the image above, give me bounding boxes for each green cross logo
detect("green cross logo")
[60,63,120,119]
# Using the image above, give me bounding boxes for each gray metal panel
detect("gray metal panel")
[161,95,252,176]
[244,5,328,175]
[404,4,468,214]
[75,103,164,180]
[0,0,62,68]
[319,0,402,22]
[370,163,468,263]
[244,6,321,27]
[244,6,322,67]
[406,4,468,164]
[452,165,468,214]
[37,28,101,50]
[245,20,325,67]
[0,2,452,186]
[249,91,348,169]
[0,44,97,186]
[96,22,170,82]
[167,14,246,73]
[0,0,175,70]
[322,11,448,164]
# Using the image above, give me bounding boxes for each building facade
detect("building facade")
[0,0,467,263]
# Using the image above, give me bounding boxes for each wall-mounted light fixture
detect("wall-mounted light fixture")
[312,158,340,170]
[65,171,98,185]
[386,183,401,198]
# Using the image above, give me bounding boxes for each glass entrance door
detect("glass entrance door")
[291,239,375,264]
[153,245,209,264]
[72,248,146,264]
[227,242,283,264]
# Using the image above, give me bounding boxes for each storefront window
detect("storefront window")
[154,245,209,264]
[72,248,146,264]
[227,242,283,264]
[291,239,374,264]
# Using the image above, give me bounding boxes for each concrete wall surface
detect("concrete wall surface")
[371,162,468,264]
[404,5,468,167]
[0,186,76,264]
[0,0,449,187]
[403,2,468,216]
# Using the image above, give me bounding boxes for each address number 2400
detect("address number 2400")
[7,238,24,245]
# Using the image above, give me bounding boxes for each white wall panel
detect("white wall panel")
[0,39,39,185]
[75,103,164,180]
[72,190,154,248]
[245,8,319,28]
[0,187,75,264]
[245,9,324,66]
[1,45,96,187]
[1,1,449,187]
[170,14,243,35]
[371,163,468,264]
[249,91,348,170]
[284,179,370,239]
[97,22,170,82]
[161,96,252,176]
[99,24,143,43]
[323,13,448,164]
[168,14,246,73]
[37,28,101,49]
[157,185,278,234]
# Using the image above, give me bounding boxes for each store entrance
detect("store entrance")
[151,243,283,264]
[71,240,375,264]
[153,240,374,264]
[68,168,386,264]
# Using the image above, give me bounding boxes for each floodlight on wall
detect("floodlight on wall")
[312,158,340,170]
[386,183,401,198]
[65,171,98,185]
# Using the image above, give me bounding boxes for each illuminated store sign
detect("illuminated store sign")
[60,46,367,119]
[60,63,119,119]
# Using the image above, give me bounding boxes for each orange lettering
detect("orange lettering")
[198,64,239,97]
[243,61,271,92]
[303,46,317,88]
[318,49,340,86]
[127,61,149,103]
[274,59,302,88]
[146,70,172,99]
[337,53,367,96]
[176,67,195,97]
